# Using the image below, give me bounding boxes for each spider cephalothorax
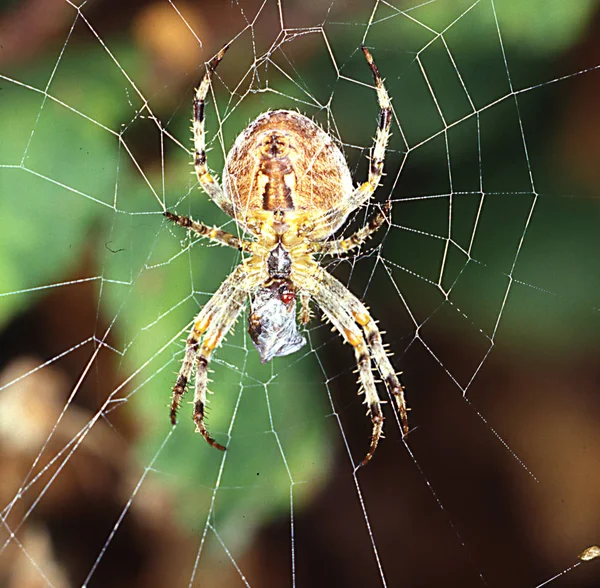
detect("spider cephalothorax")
[165,45,408,464]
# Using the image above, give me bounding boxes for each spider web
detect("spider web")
[1,0,600,586]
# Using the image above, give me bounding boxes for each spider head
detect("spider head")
[248,279,306,364]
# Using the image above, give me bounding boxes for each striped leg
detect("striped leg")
[356,45,392,200]
[312,201,391,257]
[191,287,247,450]
[299,291,312,324]
[312,282,385,466]
[321,270,409,437]
[164,211,253,252]
[193,44,235,216]
[311,47,392,236]
[170,263,251,449]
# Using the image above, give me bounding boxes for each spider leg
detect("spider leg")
[164,211,253,252]
[299,291,312,325]
[191,287,247,450]
[170,263,244,426]
[193,44,235,217]
[310,46,392,236]
[311,282,384,465]
[311,200,391,257]
[320,270,409,437]
[357,46,392,202]
[296,267,386,465]
[170,263,256,449]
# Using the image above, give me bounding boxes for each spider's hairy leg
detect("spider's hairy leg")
[310,46,392,236]
[312,200,391,257]
[358,45,392,199]
[321,271,409,437]
[356,312,408,435]
[164,210,254,252]
[193,44,234,216]
[170,263,252,449]
[299,291,312,325]
[299,268,385,466]
[170,296,225,429]
[323,297,384,466]
[191,289,247,451]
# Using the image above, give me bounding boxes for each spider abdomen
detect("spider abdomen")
[223,110,353,237]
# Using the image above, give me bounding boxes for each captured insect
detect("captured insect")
[165,45,408,464]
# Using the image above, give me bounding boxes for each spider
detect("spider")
[165,44,408,465]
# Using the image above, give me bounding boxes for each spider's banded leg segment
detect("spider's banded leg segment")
[322,271,409,436]
[299,291,312,325]
[309,47,392,236]
[193,44,234,216]
[170,264,250,444]
[313,201,391,257]
[325,301,384,466]
[306,278,385,465]
[170,336,198,426]
[170,315,213,428]
[358,312,408,436]
[359,46,392,198]
[191,296,242,450]
[191,280,249,450]
[164,211,253,252]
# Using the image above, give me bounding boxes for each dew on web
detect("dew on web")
[1,0,600,587]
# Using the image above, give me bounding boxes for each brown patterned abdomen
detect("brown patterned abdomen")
[224,110,353,226]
